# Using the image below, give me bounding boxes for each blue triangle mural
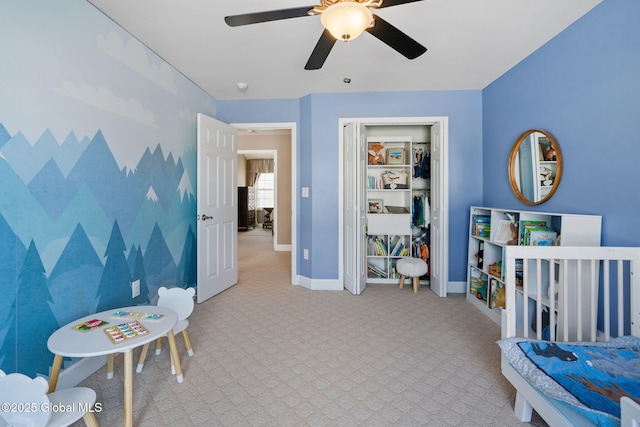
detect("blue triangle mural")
[0,123,197,376]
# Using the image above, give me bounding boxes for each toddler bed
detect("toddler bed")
[498,245,640,426]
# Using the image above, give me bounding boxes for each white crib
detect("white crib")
[500,245,640,426]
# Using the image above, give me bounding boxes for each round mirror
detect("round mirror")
[508,129,562,205]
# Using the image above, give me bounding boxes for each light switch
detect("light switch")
[302,187,309,198]
[131,280,140,298]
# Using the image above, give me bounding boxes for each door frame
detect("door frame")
[338,116,449,295]
[231,122,298,285]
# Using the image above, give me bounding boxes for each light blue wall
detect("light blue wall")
[482,0,640,246]
[218,91,483,282]
[0,0,215,376]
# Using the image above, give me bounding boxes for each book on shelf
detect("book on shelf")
[473,214,491,223]
[471,215,491,237]
[488,278,505,309]
[368,176,382,189]
[519,220,547,245]
[528,228,558,246]
[367,263,388,278]
[522,224,557,246]
[474,223,490,238]
[390,235,406,256]
[368,236,387,256]
[390,266,398,279]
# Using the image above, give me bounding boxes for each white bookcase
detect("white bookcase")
[466,206,602,324]
[366,136,430,284]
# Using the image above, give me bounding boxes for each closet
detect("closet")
[365,136,431,285]
[341,118,449,297]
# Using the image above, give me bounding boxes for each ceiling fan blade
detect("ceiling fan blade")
[305,30,337,70]
[377,0,424,8]
[366,14,427,59]
[225,6,315,27]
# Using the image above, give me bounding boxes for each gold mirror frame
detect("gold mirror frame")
[508,129,563,206]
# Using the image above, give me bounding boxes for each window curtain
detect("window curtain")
[247,159,274,187]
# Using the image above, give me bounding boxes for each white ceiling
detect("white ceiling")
[87,0,602,101]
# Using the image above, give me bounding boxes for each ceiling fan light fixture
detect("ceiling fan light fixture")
[320,1,373,41]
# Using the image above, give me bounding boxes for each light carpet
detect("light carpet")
[75,227,545,426]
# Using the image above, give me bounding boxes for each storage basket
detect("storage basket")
[381,170,408,189]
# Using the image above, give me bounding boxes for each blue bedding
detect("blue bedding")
[498,336,640,426]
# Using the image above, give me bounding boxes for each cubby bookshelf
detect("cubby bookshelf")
[466,206,602,324]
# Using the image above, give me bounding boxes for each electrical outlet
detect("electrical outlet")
[131,279,140,298]
[303,249,309,260]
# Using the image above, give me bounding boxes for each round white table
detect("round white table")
[47,305,182,427]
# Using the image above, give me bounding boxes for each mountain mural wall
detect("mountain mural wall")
[0,123,197,377]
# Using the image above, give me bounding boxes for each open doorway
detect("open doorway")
[238,149,277,238]
[234,125,296,284]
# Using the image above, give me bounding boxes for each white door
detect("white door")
[343,123,367,295]
[429,121,448,297]
[196,113,238,303]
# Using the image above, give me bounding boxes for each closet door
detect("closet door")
[343,123,367,295]
[429,121,448,297]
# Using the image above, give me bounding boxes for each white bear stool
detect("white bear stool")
[396,257,428,293]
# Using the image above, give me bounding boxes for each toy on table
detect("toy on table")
[111,311,164,321]
[103,321,149,344]
[74,319,108,332]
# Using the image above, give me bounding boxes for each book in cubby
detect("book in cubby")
[471,214,491,238]
[518,220,547,245]
[528,227,558,246]
[367,235,387,256]
[389,235,409,256]
[469,269,488,301]
[488,278,505,309]
[367,257,388,279]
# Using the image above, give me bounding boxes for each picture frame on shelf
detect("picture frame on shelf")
[386,148,405,165]
[368,199,384,214]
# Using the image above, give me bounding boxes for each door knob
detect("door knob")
[201,214,213,221]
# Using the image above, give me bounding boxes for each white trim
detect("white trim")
[296,276,343,291]
[46,356,107,389]
[232,122,297,284]
[447,280,466,294]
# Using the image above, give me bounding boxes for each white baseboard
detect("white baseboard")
[447,280,466,293]
[296,276,343,291]
[48,356,107,389]
[274,244,291,251]
[294,277,465,293]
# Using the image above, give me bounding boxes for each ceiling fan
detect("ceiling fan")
[225,0,427,70]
